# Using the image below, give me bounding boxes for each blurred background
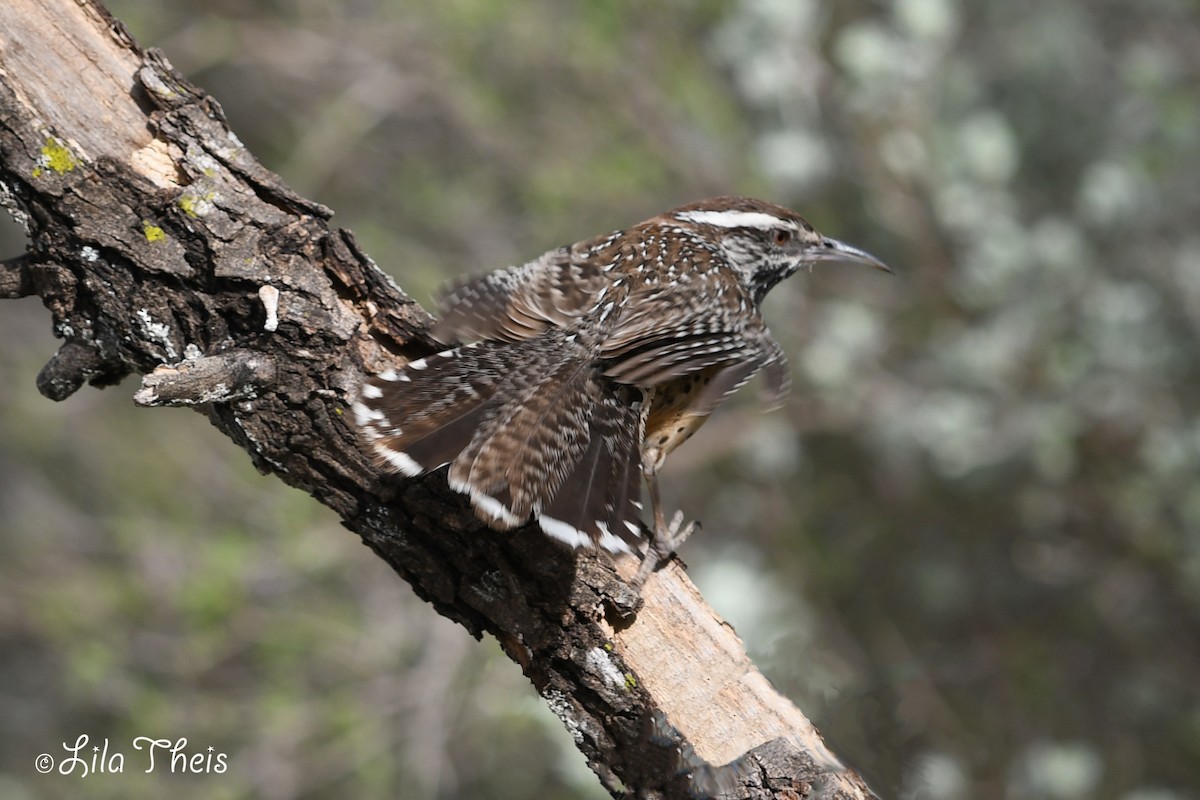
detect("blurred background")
[2,1,1198,798]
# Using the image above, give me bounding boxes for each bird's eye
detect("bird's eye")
[773,229,792,247]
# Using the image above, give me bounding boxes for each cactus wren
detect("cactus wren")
[353,196,889,584]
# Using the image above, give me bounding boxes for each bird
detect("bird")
[353,196,889,584]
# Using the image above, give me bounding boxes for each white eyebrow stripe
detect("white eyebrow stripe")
[675,210,793,230]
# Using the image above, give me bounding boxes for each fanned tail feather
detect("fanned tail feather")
[353,336,645,552]
[353,342,508,474]
[539,383,645,553]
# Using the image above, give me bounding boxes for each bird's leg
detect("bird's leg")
[631,464,697,588]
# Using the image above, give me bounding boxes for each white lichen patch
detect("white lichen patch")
[0,181,31,232]
[543,689,585,746]
[80,245,100,262]
[135,308,178,361]
[585,646,627,690]
[179,188,219,218]
[53,319,94,344]
[138,66,177,102]
[186,148,223,178]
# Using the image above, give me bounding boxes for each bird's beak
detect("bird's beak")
[816,236,893,273]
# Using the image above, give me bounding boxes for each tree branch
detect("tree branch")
[0,2,874,797]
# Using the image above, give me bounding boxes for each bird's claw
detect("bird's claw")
[631,509,698,588]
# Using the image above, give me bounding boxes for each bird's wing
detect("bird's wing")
[431,235,615,344]
[600,267,789,412]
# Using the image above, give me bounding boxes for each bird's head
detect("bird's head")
[668,196,891,303]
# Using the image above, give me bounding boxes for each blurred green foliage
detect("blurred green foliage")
[2,0,1198,798]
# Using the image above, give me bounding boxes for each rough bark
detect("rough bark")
[0,3,875,798]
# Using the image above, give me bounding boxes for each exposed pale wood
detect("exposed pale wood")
[0,0,148,160]
[612,560,849,774]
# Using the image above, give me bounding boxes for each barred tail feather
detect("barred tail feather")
[539,385,644,553]
[450,353,598,530]
[353,342,508,479]
[354,336,647,551]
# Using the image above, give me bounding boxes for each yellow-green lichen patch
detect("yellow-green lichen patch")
[624,673,637,690]
[142,221,167,243]
[178,190,217,218]
[32,137,79,178]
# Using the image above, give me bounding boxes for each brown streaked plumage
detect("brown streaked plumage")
[353,197,889,582]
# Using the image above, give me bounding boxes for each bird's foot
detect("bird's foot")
[631,510,697,588]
